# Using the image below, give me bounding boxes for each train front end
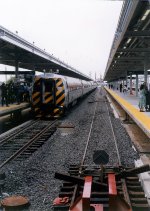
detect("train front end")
[32,76,65,118]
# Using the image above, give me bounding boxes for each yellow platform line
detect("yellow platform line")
[105,87,150,138]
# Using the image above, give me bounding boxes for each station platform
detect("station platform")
[0,103,30,118]
[105,87,150,138]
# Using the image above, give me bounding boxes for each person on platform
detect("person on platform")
[14,82,20,104]
[8,82,14,104]
[0,82,9,107]
[123,85,127,94]
[119,83,123,92]
[138,84,146,112]
[24,84,30,102]
[144,82,150,111]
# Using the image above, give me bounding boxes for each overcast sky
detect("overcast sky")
[0,0,123,80]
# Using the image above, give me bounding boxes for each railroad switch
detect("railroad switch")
[53,164,150,211]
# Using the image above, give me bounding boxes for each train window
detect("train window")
[33,82,41,92]
[45,80,54,92]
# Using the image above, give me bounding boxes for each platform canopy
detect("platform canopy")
[104,0,150,82]
[0,25,92,81]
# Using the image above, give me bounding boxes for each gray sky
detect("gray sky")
[0,0,123,80]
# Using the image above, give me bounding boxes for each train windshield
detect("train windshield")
[33,79,41,92]
[42,79,55,105]
[44,80,54,92]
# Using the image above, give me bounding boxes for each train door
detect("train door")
[55,78,65,107]
[42,78,56,112]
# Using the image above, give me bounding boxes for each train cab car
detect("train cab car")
[32,74,65,117]
[31,73,96,118]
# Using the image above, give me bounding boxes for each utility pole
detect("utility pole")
[5,66,7,83]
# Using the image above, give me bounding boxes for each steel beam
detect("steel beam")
[0,71,35,75]
[82,176,92,211]
[111,64,143,67]
[54,172,108,189]
[15,60,19,78]
[125,30,150,37]
[110,66,143,70]
[118,48,150,52]
[108,174,117,196]
[115,57,144,61]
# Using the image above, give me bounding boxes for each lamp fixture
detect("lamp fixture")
[127,38,132,44]
[141,9,150,21]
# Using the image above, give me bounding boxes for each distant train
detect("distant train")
[31,74,96,117]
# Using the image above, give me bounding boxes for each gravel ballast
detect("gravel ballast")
[0,87,138,211]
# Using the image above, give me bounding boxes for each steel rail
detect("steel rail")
[104,89,133,207]
[70,88,141,209]
[80,101,98,166]
[105,98,122,165]
[0,119,58,169]
[70,88,123,207]
[70,94,98,207]
[0,119,40,146]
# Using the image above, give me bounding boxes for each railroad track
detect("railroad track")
[53,87,150,211]
[0,119,58,169]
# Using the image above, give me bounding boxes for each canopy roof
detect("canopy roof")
[104,0,150,82]
[0,25,92,81]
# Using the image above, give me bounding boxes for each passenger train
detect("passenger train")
[31,74,96,117]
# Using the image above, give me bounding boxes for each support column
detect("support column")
[144,69,148,84]
[126,74,128,86]
[15,60,19,79]
[130,73,133,95]
[123,79,125,88]
[117,80,119,90]
[144,58,148,84]
[113,81,115,89]
[115,81,117,90]
[136,74,138,97]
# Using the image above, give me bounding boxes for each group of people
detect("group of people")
[108,84,114,89]
[0,81,30,107]
[109,83,128,93]
[139,82,150,112]
[108,81,150,112]
[119,83,128,93]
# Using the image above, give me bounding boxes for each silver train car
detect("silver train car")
[31,73,96,117]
